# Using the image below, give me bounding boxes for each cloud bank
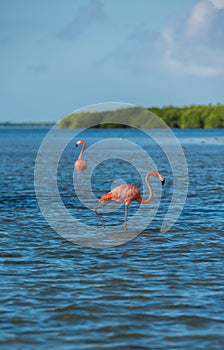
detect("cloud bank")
[161,0,224,77]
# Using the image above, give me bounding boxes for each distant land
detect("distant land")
[0,121,54,126]
[58,104,224,128]
[1,104,224,128]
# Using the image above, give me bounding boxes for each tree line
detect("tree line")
[58,104,224,128]
[150,104,224,128]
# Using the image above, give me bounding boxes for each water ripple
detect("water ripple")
[0,127,224,349]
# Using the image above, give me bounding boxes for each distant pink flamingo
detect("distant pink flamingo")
[94,170,165,230]
[74,139,87,182]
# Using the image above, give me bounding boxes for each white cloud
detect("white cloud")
[164,52,224,77]
[185,1,213,40]
[96,0,224,79]
[210,0,224,9]
[161,0,224,77]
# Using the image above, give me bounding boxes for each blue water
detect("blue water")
[0,126,224,349]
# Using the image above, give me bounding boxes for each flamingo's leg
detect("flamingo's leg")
[94,202,108,230]
[77,172,80,185]
[81,172,84,185]
[124,204,129,231]
[77,172,84,187]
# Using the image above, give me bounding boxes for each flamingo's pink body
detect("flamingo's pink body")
[101,184,142,205]
[74,139,87,181]
[75,159,87,173]
[94,170,165,230]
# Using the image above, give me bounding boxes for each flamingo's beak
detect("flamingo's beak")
[159,174,165,186]
[75,142,79,147]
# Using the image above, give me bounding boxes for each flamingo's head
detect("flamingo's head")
[76,139,85,147]
[151,170,165,185]
[159,174,165,186]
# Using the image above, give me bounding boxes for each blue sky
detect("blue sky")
[1,0,224,122]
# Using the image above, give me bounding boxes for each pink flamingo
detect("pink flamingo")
[74,139,87,182]
[94,170,165,230]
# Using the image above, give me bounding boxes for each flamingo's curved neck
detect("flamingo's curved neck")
[141,173,153,204]
[78,142,86,160]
